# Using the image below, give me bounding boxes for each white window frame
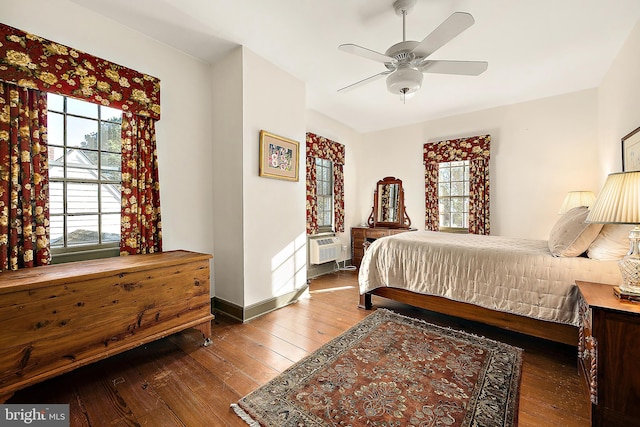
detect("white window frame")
[315,158,334,233]
[47,93,122,263]
[438,160,470,232]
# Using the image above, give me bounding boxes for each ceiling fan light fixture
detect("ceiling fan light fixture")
[386,64,423,95]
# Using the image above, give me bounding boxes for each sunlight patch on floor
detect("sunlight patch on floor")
[309,285,356,294]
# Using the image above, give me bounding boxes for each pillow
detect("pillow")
[587,224,634,260]
[548,206,603,257]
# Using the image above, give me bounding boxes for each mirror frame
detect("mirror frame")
[367,176,411,229]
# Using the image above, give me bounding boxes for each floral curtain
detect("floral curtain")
[306,132,345,235]
[0,23,163,258]
[0,23,160,119]
[0,82,50,271]
[423,134,491,235]
[120,113,162,255]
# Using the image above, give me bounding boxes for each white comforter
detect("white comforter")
[358,231,622,326]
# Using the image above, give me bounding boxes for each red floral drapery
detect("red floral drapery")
[423,135,491,235]
[0,82,50,271]
[0,23,160,119]
[120,113,162,255]
[1,23,162,257]
[306,132,345,235]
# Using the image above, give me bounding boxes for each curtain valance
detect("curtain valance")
[0,22,160,120]
[423,134,490,164]
[306,132,345,165]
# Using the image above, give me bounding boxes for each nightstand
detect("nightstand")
[576,280,640,427]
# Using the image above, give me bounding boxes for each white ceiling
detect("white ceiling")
[71,0,640,133]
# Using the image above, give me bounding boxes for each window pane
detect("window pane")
[324,212,332,226]
[50,216,64,247]
[67,215,99,245]
[101,184,121,213]
[101,152,121,180]
[452,213,464,228]
[48,148,64,178]
[101,105,122,122]
[47,112,64,146]
[451,166,464,181]
[47,93,64,112]
[438,183,449,197]
[439,167,450,181]
[451,181,464,196]
[101,214,121,241]
[100,121,121,152]
[67,97,98,119]
[67,182,98,213]
[452,197,464,212]
[67,116,98,148]
[49,182,63,214]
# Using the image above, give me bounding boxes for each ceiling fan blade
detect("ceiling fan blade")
[419,60,488,76]
[412,12,475,58]
[337,71,392,93]
[339,44,396,64]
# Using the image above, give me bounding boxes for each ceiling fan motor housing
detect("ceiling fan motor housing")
[387,63,423,94]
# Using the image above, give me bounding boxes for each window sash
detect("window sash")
[48,93,122,255]
[438,160,470,230]
[315,158,334,231]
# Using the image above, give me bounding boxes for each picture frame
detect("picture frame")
[622,126,640,172]
[259,130,299,181]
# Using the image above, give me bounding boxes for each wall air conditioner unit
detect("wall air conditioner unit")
[309,235,342,265]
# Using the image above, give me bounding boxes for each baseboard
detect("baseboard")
[212,297,243,322]
[213,284,310,323]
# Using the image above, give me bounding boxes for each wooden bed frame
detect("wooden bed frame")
[359,287,578,346]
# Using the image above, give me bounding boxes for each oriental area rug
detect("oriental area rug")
[231,309,523,427]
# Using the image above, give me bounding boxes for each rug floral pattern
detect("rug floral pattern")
[233,309,522,427]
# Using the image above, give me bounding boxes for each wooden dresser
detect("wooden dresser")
[576,280,640,426]
[351,226,415,268]
[0,250,213,402]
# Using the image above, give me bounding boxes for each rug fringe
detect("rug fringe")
[231,403,260,426]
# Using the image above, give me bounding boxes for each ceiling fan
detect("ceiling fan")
[338,0,488,99]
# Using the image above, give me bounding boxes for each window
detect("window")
[438,160,470,230]
[315,158,334,232]
[47,93,122,259]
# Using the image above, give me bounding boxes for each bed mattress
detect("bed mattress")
[358,231,622,326]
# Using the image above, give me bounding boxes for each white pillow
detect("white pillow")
[587,224,634,261]
[548,206,603,257]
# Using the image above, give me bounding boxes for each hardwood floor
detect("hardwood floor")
[7,270,590,426]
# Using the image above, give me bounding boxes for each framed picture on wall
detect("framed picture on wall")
[622,126,640,172]
[259,130,299,181]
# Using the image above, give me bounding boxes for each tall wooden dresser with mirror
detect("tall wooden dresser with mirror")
[352,177,416,268]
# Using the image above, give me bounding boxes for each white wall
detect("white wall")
[597,19,640,182]
[241,48,307,307]
[211,48,244,302]
[359,89,601,239]
[3,1,215,255]
[306,110,364,262]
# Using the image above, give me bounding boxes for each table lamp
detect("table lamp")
[558,191,596,214]
[586,171,640,294]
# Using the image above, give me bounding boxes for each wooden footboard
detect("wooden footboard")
[360,288,578,346]
[0,250,214,402]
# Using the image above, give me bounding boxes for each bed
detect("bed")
[358,210,628,345]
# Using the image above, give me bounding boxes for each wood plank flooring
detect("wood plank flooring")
[7,270,590,426]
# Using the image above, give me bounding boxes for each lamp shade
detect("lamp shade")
[586,171,640,224]
[558,191,596,214]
